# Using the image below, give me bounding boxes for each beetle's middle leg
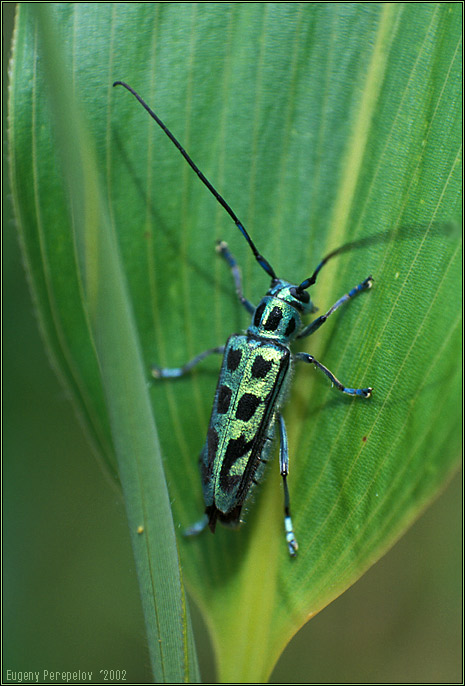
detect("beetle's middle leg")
[295,352,372,397]
[152,346,225,379]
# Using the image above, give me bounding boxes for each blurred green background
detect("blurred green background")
[3,2,461,683]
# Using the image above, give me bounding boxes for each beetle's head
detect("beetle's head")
[247,279,317,341]
[267,279,317,315]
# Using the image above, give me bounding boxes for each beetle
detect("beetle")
[113,81,373,556]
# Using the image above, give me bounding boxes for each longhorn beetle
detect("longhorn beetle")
[113,81,373,557]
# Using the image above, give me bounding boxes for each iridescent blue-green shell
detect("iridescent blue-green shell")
[200,332,290,531]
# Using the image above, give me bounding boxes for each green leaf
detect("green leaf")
[9,3,461,682]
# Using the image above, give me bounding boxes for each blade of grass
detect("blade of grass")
[27,5,199,682]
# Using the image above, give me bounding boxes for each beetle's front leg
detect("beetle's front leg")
[216,241,256,315]
[298,275,373,339]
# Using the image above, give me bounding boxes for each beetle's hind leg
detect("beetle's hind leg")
[184,445,213,538]
[277,414,298,557]
[184,514,208,537]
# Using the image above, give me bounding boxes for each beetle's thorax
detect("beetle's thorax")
[247,279,314,342]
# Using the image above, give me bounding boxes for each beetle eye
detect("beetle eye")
[290,287,310,303]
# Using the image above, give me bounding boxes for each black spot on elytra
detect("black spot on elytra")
[253,302,266,327]
[217,385,232,414]
[236,392,261,421]
[227,348,242,371]
[219,434,254,493]
[284,316,296,337]
[251,355,272,379]
[264,306,283,331]
[224,434,252,463]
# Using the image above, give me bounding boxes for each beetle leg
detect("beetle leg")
[184,514,208,537]
[216,241,256,315]
[298,276,373,339]
[295,353,372,397]
[277,414,298,557]
[152,346,225,379]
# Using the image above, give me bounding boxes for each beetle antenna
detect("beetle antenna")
[113,81,277,280]
[296,245,349,292]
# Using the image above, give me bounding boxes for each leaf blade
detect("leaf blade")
[9,3,461,682]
